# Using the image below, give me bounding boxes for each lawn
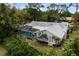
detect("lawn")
[25,30,79,56]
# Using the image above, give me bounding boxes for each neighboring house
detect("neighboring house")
[60,17,74,32]
[18,21,69,46]
[66,17,74,22]
[60,17,74,22]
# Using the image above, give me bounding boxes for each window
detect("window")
[52,35,60,42]
[40,34,48,40]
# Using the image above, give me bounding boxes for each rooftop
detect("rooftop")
[26,21,69,39]
[18,25,39,32]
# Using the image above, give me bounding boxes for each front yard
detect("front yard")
[26,30,79,56]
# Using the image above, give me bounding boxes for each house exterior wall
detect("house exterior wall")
[42,30,55,46]
[36,30,56,46]
[19,29,67,46]
[36,30,68,46]
[36,30,49,42]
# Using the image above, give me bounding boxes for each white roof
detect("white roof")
[33,26,46,31]
[47,24,67,39]
[27,21,55,27]
[26,21,69,39]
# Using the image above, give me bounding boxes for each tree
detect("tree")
[72,37,79,55]
[0,3,11,40]
[48,3,57,11]
[16,9,31,24]
[39,12,48,21]
[73,12,79,22]
[47,3,72,22]
[47,4,58,22]
[60,11,72,17]
[59,4,70,13]
[26,8,40,21]
[58,3,72,18]
[0,3,20,42]
[47,10,60,22]
[73,12,79,30]
[72,3,79,13]
[25,3,44,21]
[27,3,44,11]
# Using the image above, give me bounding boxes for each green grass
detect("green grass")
[25,30,79,56]
[25,39,55,55]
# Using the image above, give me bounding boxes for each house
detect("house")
[60,17,74,32]
[18,21,69,46]
[60,17,74,23]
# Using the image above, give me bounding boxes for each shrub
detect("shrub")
[4,35,42,56]
[62,44,76,56]
[62,37,79,56]
[72,37,79,55]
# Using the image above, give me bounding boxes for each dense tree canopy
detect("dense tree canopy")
[0,4,18,41]
[73,12,79,22]
[60,11,72,17]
